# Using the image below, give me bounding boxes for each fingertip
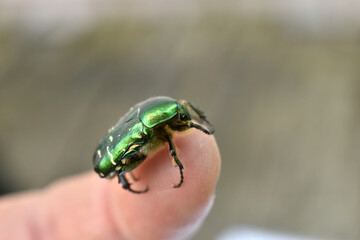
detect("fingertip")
[109,130,221,239]
[0,130,220,240]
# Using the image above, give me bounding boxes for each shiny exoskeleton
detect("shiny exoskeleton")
[93,96,214,193]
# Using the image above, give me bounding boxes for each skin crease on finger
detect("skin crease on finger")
[0,130,220,240]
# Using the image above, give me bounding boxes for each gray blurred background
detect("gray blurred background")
[0,1,360,239]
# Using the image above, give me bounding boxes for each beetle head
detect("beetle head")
[167,103,192,132]
[178,104,191,122]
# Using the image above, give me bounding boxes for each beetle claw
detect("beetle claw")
[171,183,181,188]
[171,164,184,188]
[119,173,148,193]
[128,185,149,194]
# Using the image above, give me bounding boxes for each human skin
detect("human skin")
[0,130,221,240]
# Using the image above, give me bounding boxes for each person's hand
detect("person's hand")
[0,130,221,240]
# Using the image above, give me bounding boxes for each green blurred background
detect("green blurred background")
[1,1,360,239]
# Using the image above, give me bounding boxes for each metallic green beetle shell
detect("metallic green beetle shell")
[139,98,178,128]
[93,96,184,177]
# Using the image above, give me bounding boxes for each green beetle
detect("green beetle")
[93,96,214,193]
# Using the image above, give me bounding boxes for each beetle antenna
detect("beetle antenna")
[180,100,215,134]
[189,122,214,135]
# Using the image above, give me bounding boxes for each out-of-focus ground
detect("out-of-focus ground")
[1,1,360,239]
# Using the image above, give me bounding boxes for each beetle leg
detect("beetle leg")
[181,100,215,134]
[118,173,148,194]
[121,151,147,172]
[166,136,184,188]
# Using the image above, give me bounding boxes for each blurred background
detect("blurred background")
[0,1,360,239]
